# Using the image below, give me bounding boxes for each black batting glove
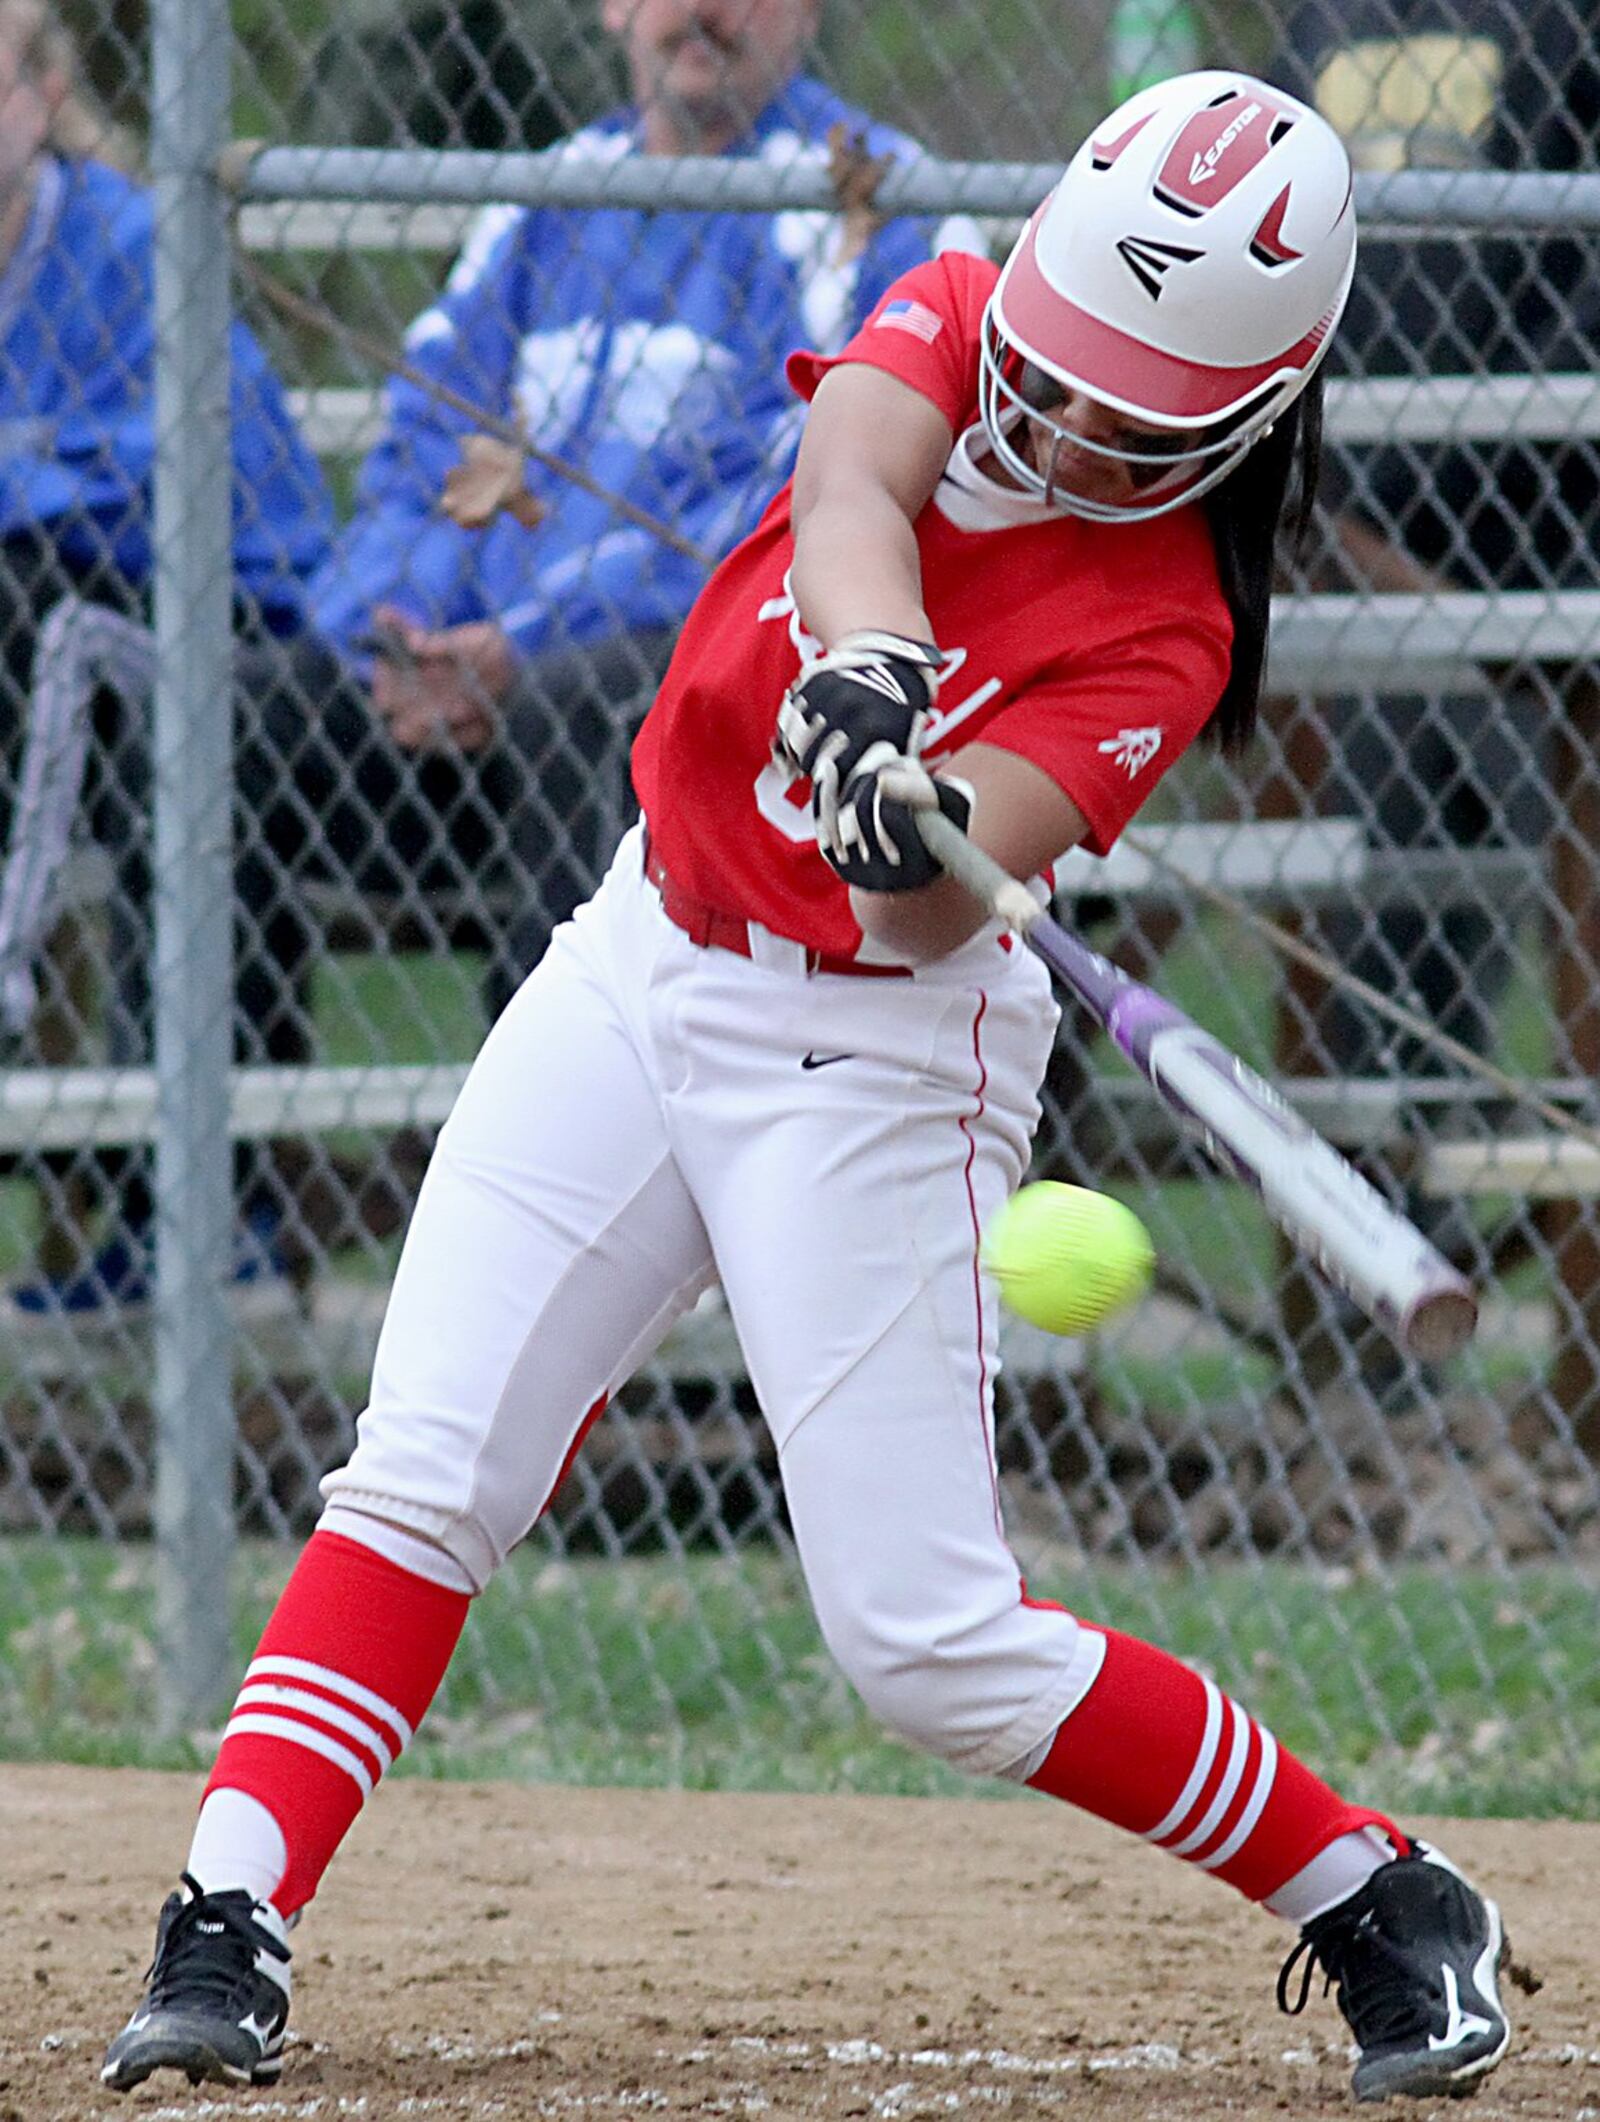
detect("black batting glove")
[773,630,945,830]
[820,749,975,894]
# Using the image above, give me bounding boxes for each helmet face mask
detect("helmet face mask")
[978,331,1278,520]
[978,70,1355,523]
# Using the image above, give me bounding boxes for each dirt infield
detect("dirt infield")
[2,1766,1594,2121]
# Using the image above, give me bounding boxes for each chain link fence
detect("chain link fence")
[1,0,1597,1806]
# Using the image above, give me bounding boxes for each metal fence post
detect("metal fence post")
[149,0,236,1729]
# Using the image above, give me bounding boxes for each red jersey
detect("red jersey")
[631,251,1232,961]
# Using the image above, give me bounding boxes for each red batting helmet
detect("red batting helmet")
[979,69,1357,521]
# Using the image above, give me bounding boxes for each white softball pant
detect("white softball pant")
[322,825,1108,1778]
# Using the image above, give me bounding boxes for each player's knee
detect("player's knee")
[822,1609,1047,1774]
[846,1661,969,1763]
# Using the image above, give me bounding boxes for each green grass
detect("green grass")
[3,1537,1597,1817]
[0,1174,39,1278]
[312,950,488,1067]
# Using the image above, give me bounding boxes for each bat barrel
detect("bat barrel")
[1142,1028,1480,1361]
[1404,1284,1480,1364]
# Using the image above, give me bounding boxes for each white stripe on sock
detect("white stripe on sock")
[1200,1727,1279,1872]
[232,1683,398,1775]
[223,1711,375,1797]
[245,1655,413,1749]
[1169,1699,1252,1858]
[1145,1676,1222,1845]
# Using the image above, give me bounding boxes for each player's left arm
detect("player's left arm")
[845,741,1089,963]
[774,360,958,852]
[788,360,953,644]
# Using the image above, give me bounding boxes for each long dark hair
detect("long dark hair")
[1201,371,1325,753]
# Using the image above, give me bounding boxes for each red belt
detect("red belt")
[643,832,912,980]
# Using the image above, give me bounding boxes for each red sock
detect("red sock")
[203,1530,470,1916]
[1028,1626,1400,1901]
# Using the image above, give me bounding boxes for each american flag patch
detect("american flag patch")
[874,297,944,344]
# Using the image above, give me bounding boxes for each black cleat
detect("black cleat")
[102,1872,292,2092]
[1278,1841,1510,2101]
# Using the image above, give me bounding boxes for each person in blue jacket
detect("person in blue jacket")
[0,0,333,1313]
[231,0,984,1056]
[0,0,331,722]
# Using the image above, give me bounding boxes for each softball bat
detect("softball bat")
[918,807,1477,1362]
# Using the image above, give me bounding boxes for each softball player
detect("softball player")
[105,70,1510,2104]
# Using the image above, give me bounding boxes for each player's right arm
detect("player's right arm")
[844,741,1091,963]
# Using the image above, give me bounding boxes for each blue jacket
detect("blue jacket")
[0,156,333,626]
[310,77,985,660]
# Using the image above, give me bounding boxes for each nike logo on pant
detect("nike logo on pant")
[800,1051,854,1070]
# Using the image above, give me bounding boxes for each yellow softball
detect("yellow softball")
[981,1182,1155,1337]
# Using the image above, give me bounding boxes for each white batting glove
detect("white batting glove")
[772,632,945,832]
[820,748,976,893]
